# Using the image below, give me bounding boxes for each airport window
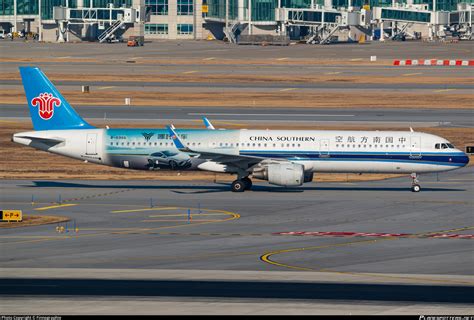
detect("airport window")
[177,0,193,15]
[177,24,193,35]
[145,24,168,35]
[145,0,168,15]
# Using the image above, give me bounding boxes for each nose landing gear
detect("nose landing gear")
[411,173,421,192]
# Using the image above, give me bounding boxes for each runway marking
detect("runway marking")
[188,113,355,117]
[402,72,422,76]
[274,230,474,239]
[0,119,17,123]
[260,226,474,285]
[111,207,178,213]
[279,88,296,92]
[203,57,215,61]
[276,58,289,61]
[433,89,456,93]
[141,219,223,223]
[34,204,77,211]
[3,207,240,244]
[324,72,342,75]
[183,70,198,74]
[97,86,116,90]
[148,213,228,217]
[350,58,363,61]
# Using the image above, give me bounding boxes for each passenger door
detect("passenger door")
[319,139,330,157]
[86,133,98,155]
[410,136,421,158]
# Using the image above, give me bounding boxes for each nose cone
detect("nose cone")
[461,153,470,166]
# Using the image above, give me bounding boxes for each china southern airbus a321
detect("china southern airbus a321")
[13,67,469,192]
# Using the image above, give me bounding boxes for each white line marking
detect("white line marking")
[188,113,355,117]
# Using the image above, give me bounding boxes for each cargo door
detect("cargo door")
[86,133,98,155]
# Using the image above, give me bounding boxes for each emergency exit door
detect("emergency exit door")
[86,133,98,155]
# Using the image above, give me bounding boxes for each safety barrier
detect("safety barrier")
[393,59,474,66]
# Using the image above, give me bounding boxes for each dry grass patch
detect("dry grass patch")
[2,89,472,109]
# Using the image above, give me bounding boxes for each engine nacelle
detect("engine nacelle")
[304,171,314,183]
[253,163,305,187]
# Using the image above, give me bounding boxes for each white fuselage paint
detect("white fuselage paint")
[13,128,468,175]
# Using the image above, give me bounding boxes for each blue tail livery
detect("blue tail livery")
[19,66,94,131]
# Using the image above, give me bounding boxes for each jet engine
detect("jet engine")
[252,163,305,187]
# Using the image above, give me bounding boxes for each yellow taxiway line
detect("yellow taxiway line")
[34,204,77,211]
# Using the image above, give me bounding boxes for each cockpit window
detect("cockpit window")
[436,143,455,149]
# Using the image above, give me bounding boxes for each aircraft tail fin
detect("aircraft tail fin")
[19,66,94,131]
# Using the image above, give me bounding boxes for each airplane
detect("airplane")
[12,67,470,192]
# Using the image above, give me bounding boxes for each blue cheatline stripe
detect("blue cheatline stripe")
[239,151,468,167]
[285,158,464,167]
[240,150,465,156]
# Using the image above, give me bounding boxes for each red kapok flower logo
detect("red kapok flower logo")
[31,92,61,120]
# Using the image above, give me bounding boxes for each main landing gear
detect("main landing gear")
[231,177,252,192]
[411,173,421,192]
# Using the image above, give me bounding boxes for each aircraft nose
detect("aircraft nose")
[461,153,470,166]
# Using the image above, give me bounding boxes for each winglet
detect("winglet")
[202,117,215,130]
[166,125,191,152]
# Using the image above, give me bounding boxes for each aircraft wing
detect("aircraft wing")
[166,125,265,168]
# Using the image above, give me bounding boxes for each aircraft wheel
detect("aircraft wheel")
[231,180,246,192]
[242,177,252,190]
[411,184,421,192]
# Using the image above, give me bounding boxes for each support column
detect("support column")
[13,0,17,32]
[379,20,384,41]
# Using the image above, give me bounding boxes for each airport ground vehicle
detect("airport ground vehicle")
[127,35,144,46]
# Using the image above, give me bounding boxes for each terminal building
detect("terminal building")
[0,0,472,42]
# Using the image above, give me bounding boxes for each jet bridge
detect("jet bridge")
[53,5,144,43]
[275,6,372,44]
[448,3,473,40]
[372,4,450,41]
